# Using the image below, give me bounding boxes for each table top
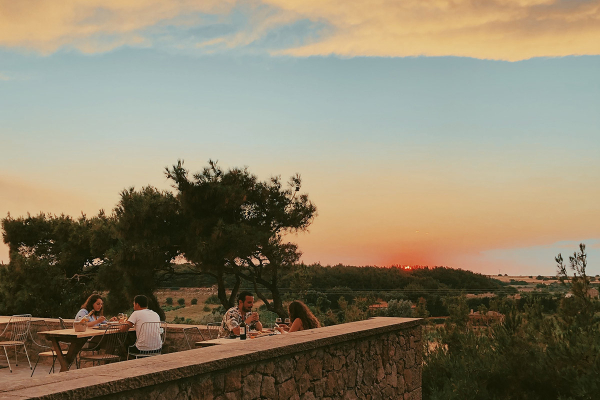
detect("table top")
[38,327,134,339]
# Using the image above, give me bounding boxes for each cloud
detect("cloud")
[0,0,599,60]
[0,0,235,54]
[0,71,11,81]
[266,0,600,61]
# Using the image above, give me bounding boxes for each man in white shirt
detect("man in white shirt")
[123,295,162,352]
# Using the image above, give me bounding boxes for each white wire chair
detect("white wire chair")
[29,320,67,377]
[206,322,221,339]
[182,326,206,349]
[127,321,167,360]
[78,324,129,367]
[0,314,33,373]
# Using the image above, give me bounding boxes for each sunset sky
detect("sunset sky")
[1,0,599,275]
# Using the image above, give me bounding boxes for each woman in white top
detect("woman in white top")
[74,294,106,327]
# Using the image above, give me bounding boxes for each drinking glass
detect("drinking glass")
[118,313,125,322]
[275,317,282,326]
[284,318,291,325]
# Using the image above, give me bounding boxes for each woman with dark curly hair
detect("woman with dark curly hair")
[278,300,320,333]
[74,294,106,327]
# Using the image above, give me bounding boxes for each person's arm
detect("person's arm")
[288,318,303,333]
[88,316,105,327]
[120,321,134,332]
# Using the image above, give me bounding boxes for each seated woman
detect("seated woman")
[74,294,107,327]
[278,300,320,333]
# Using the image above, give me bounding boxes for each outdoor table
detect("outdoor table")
[38,326,134,372]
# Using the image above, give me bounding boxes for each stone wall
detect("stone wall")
[1,318,422,400]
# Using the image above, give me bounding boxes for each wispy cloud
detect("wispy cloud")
[1,0,599,60]
[0,71,11,81]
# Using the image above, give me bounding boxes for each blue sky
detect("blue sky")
[1,1,600,275]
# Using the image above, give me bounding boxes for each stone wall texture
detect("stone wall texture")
[101,320,422,400]
[0,318,422,400]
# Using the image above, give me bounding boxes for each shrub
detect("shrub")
[165,297,173,305]
[177,298,185,306]
[205,294,221,304]
[191,298,198,305]
[203,305,211,312]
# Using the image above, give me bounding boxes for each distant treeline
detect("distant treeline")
[162,263,507,292]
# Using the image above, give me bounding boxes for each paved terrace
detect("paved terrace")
[0,317,423,400]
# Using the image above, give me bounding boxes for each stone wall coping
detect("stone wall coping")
[0,317,421,399]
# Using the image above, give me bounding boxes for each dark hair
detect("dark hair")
[288,300,320,330]
[81,294,104,317]
[237,291,254,304]
[134,295,148,308]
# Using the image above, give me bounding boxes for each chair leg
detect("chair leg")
[50,356,57,373]
[31,355,41,377]
[22,344,32,370]
[3,347,12,372]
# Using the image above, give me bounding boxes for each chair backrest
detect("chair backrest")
[206,322,220,339]
[8,314,31,342]
[182,326,205,349]
[92,324,129,358]
[135,321,167,352]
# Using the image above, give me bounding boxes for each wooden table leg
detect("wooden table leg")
[49,338,68,372]
[52,338,88,372]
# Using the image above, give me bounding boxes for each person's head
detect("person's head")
[288,300,320,330]
[133,295,148,311]
[237,291,254,313]
[82,294,104,316]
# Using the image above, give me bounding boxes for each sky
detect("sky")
[1,0,600,276]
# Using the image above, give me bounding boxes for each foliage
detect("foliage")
[203,305,210,312]
[423,244,600,400]
[0,212,113,317]
[386,299,413,317]
[205,294,221,305]
[165,297,173,305]
[191,298,198,305]
[165,160,316,317]
[177,298,185,306]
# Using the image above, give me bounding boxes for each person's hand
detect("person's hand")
[109,316,118,322]
[245,313,259,325]
[97,316,106,323]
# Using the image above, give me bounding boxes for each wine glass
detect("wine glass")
[275,317,282,327]
[284,318,291,325]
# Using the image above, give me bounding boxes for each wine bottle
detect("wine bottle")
[239,320,247,340]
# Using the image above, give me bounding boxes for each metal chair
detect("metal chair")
[182,326,205,349]
[206,322,221,339]
[0,314,33,373]
[78,324,128,367]
[29,320,67,377]
[127,321,167,359]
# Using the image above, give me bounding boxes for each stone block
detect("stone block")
[242,373,262,400]
[404,387,422,400]
[277,378,297,400]
[274,358,295,383]
[225,369,242,392]
[261,376,276,399]
[297,373,311,395]
[308,357,323,380]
